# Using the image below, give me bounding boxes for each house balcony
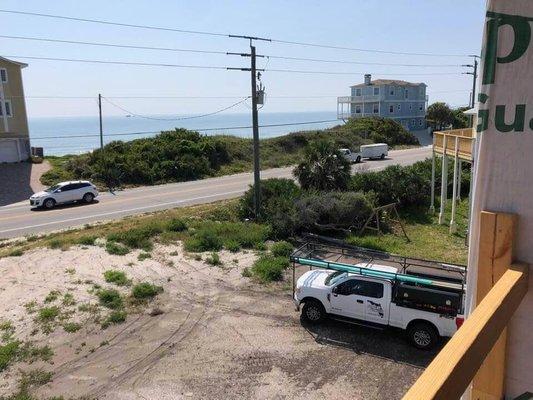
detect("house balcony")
[337,95,381,103]
[433,128,475,162]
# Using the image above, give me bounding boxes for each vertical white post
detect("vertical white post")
[450,137,459,233]
[438,135,448,225]
[457,159,462,201]
[429,150,436,213]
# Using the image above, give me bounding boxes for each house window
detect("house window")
[389,87,395,96]
[409,104,413,111]
[373,87,379,95]
[0,100,12,117]
[397,104,401,112]
[373,104,379,114]
[411,119,415,126]
[405,89,409,99]
[0,69,7,83]
[418,119,423,127]
[355,105,361,114]
[389,105,394,113]
[355,88,362,96]
[419,104,423,111]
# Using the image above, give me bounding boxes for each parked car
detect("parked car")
[360,143,388,160]
[29,180,99,209]
[340,148,361,163]
[293,263,465,350]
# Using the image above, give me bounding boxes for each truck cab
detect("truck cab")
[339,148,362,163]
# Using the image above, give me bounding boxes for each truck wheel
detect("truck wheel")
[408,322,438,350]
[380,153,385,159]
[302,300,325,323]
[356,156,361,163]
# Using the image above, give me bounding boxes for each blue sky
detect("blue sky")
[0,0,486,117]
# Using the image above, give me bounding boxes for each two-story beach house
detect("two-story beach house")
[337,74,427,131]
[0,56,31,162]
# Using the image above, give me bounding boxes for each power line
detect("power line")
[0,34,465,68]
[0,9,228,37]
[4,55,462,76]
[0,9,474,58]
[30,119,340,140]
[101,96,250,121]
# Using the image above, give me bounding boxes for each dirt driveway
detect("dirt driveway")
[0,242,436,399]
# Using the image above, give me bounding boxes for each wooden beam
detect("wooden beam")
[472,212,517,400]
[402,263,529,400]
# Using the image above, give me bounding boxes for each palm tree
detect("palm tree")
[293,139,351,191]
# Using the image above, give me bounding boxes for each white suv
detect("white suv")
[30,181,99,209]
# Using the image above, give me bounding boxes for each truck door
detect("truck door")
[352,279,389,325]
[330,279,365,319]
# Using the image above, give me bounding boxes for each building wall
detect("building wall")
[0,61,29,139]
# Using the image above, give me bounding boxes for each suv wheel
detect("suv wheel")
[408,322,438,350]
[380,153,385,159]
[83,193,94,203]
[302,301,325,323]
[43,198,56,209]
[356,156,361,163]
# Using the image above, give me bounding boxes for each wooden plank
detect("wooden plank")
[402,264,529,400]
[472,212,517,400]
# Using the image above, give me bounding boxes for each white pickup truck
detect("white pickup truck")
[293,262,465,350]
[340,143,389,163]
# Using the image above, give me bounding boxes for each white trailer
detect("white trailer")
[360,143,388,160]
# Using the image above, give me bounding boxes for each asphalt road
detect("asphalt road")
[0,146,431,239]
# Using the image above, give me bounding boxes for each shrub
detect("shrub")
[0,341,20,372]
[137,252,152,261]
[224,239,241,252]
[36,307,60,323]
[184,229,223,252]
[132,283,163,300]
[105,242,130,256]
[249,255,289,283]
[294,191,374,233]
[103,310,127,327]
[103,270,130,286]
[44,290,61,303]
[107,225,160,251]
[270,241,294,257]
[166,218,188,232]
[206,252,222,266]
[7,248,23,257]
[97,289,123,309]
[63,322,81,333]
[76,235,97,246]
[342,117,419,146]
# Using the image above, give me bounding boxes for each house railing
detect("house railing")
[433,128,475,162]
[403,263,528,400]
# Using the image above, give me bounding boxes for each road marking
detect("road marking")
[0,189,245,235]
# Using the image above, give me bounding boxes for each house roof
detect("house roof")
[351,79,426,88]
[0,56,28,68]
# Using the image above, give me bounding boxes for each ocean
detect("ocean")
[28,111,339,156]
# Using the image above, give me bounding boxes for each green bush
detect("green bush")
[76,235,97,246]
[270,241,294,257]
[7,248,23,257]
[138,252,152,261]
[105,241,130,256]
[249,255,289,283]
[132,283,163,300]
[206,252,222,266]
[36,307,60,323]
[63,322,81,333]
[0,341,20,372]
[166,218,188,232]
[294,191,374,233]
[342,117,419,146]
[103,270,130,286]
[224,239,241,252]
[184,229,223,252]
[104,310,127,326]
[107,223,163,251]
[97,289,123,309]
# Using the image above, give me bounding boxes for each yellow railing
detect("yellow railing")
[433,128,475,161]
[403,263,528,400]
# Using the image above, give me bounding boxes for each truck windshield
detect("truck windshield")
[324,271,347,286]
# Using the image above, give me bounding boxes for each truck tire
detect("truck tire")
[356,156,361,163]
[302,300,325,323]
[408,322,438,350]
[380,153,385,160]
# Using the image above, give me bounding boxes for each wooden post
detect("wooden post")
[450,137,460,234]
[430,149,436,214]
[471,211,517,400]
[439,136,448,225]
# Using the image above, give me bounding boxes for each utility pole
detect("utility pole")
[463,56,479,127]
[98,93,104,150]
[250,43,261,218]
[227,35,269,219]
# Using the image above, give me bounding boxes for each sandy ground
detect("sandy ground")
[0,242,436,399]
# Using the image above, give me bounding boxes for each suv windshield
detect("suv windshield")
[324,271,347,286]
[45,184,61,193]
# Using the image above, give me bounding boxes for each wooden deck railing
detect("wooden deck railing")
[402,263,529,400]
[433,128,475,161]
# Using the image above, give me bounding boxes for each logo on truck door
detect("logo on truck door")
[367,300,384,318]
